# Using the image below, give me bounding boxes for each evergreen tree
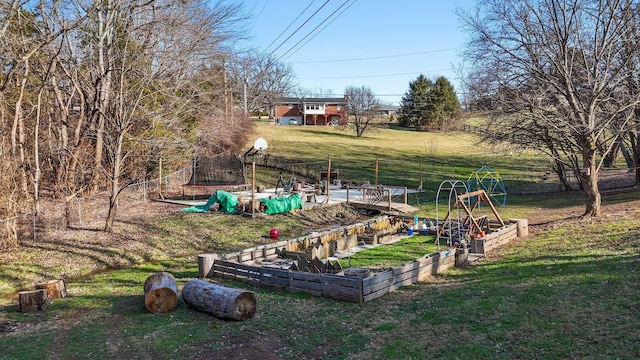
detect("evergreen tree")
[431,76,461,129]
[398,75,460,130]
[398,75,432,128]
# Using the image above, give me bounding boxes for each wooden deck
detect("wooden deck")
[347,200,419,214]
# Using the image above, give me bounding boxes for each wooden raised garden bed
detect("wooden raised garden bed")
[198,217,526,303]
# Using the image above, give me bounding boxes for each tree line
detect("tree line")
[459,0,640,217]
[0,0,296,235]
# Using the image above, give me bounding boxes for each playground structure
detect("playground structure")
[436,180,506,251]
[467,165,507,206]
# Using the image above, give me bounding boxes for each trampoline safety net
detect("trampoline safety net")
[186,153,245,186]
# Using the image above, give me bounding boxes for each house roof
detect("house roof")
[272,96,347,104]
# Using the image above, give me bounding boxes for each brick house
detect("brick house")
[271,96,348,126]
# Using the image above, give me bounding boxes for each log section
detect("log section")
[143,272,178,313]
[18,289,49,313]
[198,253,219,278]
[182,279,256,321]
[35,279,67,299]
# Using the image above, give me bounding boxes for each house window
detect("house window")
[305,104,320,110]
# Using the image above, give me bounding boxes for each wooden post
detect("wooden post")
[182,279,257,321]
[418,158,423,191]
[388,189,392,211]
[143,272,178,314]
[35,279,67,299]
[404,187,408,204]
[511,218,529,237]
[375,157,379,185]
[158,158,164,199]
[455,247,469,267]
[18,289,49,313]
[198,253,219,278]
[346,185,350,204]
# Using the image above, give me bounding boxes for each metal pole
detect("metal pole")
[326,156,331,198]
[252,161,256,215]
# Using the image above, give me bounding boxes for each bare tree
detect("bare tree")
[460,0,640,217]
[96,0,248,232]
[345,85,381,137]
[226,50,297,116]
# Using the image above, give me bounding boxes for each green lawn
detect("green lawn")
[342,234,442,270]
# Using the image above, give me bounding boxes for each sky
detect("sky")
[237,0,476,106]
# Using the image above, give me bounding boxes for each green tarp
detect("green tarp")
[181,190,238,214]
[260,193,303,215]
[182,191,302,215]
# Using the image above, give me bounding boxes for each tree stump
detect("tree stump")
[182,279,256,321]
[35,279,67,299]
[198,254,219,278]
[18,289,49,313]
[143,272,178,313]
[511,218,529,237]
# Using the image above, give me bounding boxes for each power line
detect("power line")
[249,0,270,30]
[299,68,454,80]
[263,0,318,53]
[280,0,357,61]
[268,0,331,57]
[277,0,353,62]
[290,48,459,64]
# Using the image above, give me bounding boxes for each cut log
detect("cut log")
[182,279,256,321]
[143,272,178,314]
[35,279,67,299]
[18,289,49,313]
[198,253,219,278]
[511,218,529,237]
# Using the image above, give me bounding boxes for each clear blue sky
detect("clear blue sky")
[237,0,475,105]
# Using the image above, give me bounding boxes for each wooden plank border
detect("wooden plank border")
[206,219,524,303]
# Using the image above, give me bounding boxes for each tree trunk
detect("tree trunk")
[581,156,601,217]
[143,272,178,314]
[182,279,256,321]
[551,159,573,191]
[18,289,50,313]
[91,1,116,192]
[12,59,30,197]
[103,130,125,232]
[35,279,67,300]
[631,131,640,186]
[601,141,619,168]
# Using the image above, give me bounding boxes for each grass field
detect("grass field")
[1,120,639,359]
[252,120,557,197]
